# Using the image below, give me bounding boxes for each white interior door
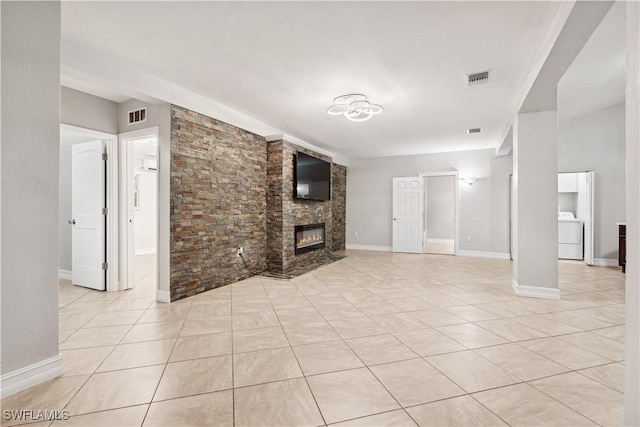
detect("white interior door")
[392,177,423,253]
[584,171,595,265]
[72,140,106,290]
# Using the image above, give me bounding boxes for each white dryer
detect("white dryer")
[558,212,583,260]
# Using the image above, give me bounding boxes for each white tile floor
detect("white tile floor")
[1,251,625,426]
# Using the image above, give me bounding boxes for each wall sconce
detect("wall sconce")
[462,177,478,185]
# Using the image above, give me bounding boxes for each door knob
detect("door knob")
[393,218,397,221]
[68,219,76,225]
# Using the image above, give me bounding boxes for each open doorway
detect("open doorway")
[59,124,118,291]
[423,173,457,255]
[119,128,159,291]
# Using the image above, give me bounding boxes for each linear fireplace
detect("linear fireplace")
[295,223,325,255]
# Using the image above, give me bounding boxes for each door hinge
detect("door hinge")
[102,208,108,215]
[102,262,108,270]
[102,153,108,161]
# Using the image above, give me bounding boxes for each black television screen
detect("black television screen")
[294,152,331,201]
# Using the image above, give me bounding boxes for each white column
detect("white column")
[512,110,559,299]
[625,1,640,424]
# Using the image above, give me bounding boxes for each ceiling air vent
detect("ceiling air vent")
[128,107,147,125]
[467,70,490,86]
[467,128,482,134]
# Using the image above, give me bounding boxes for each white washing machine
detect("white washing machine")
[558,212,583,260]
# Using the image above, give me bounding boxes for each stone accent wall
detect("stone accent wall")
[170,105,267,301]
[266,140,334,273]
[332,164,347,251]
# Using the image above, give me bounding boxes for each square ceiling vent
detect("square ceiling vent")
[467,70,490,86]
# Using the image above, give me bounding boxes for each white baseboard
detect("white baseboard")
[457,250,511,260]
[512,279,560,300]
[345,244,392,252]
[426,239,455,245]
[156,289,170,304]
[592,258,619,267]
[58,269,72,280]
[135,248,157,256]
[0,355,63,399]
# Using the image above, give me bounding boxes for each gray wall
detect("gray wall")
[1,1,61,375]
[558,102,625,260]
[425,175,455,240]
[346,149,512,254]
[61,86,119,134]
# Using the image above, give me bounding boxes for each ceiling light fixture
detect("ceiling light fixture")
[327,94,383,122]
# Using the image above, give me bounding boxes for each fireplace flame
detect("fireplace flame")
[298,234,323,246]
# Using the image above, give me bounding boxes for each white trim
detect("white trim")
[58,269,72,280]
[0,355,63,399]
[458,250,511,260]
[60,124,118,292]
[119,127,160,291]
[420,172,459,256]
[135,248,157,256]
[512,280,560,300]
[346,244,392,252]
[156,289,170,304]
[426,239,455,245]
[593,258,620,267]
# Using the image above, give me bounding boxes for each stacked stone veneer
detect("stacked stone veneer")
[169,105,347,300]
[170,105,267,301]
[267,140,335,273]
[331,164,347,251]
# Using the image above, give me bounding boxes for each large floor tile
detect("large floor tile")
[234,378,324,427]
[307,368,400,424]
[185,301,231,319]
[66,365,164,415]
[276,307,324,325]
[510,315,581,336]
[435,323,507,349]
[445,305,502,322]
[138,305,191,323]
[293,340,364,375]
[330,410,417,426]
[59,325,130,349]
[370,358,464,407]
[519,337,613,370]
[530,372,623,426]
[52,405,148,426]
[426,350,520,393]
[144,390,233,426]
[169,332,232,362]
[180,316,231,336]
[1,376,89,427]
[61,346,114,376]
[473,383,596,426]
[407,308,467,327]
[154,355,232,401]
[233,326,289,353]
[97,339,175,372]
[234,347,303,387]
[345,334,417,365]
[121,321,183,343]
[328,317,387,340]
[83,310,144,328]
[232,310,280,330]
[369,312,428,333]
[393,328,465,356]
[556,331,625,361]
[474,318,547,341]
[406,395,507,427]
[283,321,341,345]
[474,343,569,381]
[578,362,624,392]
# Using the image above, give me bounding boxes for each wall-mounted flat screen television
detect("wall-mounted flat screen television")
[294,152,331,201]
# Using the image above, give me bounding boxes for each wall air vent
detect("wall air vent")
[467,128,482,134]
[467,70,490,86]
[128,107,147,125]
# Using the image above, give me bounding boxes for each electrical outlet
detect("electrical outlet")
[466,235,472,242]
[237,247,244,257]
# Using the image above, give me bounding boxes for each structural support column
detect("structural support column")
[625,1,640,424]
[512,110,559,299]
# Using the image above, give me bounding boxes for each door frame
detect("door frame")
[60,124,118,292]
[118,126,160,290]
[419,171,459,255]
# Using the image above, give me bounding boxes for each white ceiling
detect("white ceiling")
[559,1,625,121]
[61,1,565,159]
